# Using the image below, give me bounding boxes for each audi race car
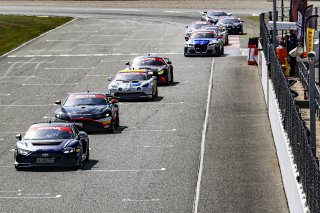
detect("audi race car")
[185,21,212,41]
[217,16,243,35]
[14,122,89,170]
[201,10,231,24]
[203,25,229,45]
[184,31,224,57]
[54,92,119,132]
[108,70,158,100]
[125,56,173,85]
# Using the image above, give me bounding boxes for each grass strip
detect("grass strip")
[0,15,72,55]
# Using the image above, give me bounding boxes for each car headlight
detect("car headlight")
[158,70,164,75]
[17,148,31,155]
[63,147,81,153]
[105,113,110,117]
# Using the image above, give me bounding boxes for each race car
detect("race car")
[185,21,212,41]
[184,31,224,57]
[125,55,173,85]
[14,122,89,170]
[202,25,229,45]
[108,70,158,100]
[201,10,231,24]
[217,16,243,35]
[54,92,119,132]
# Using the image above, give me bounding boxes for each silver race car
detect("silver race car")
[108,70,158,100]
[185,21,212,41]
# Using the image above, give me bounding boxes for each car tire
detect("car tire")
[170,70,174,83]
[221,47,224,55]
[226,36,229,45]
[74,157,83,171]
[108,121,115,133]
[115,113,120,127]
[184,47,189,57]
[84,144,89,163]
[155,86,158,97]
[15,165,23,171]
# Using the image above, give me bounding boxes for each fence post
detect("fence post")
[308,51,317,157]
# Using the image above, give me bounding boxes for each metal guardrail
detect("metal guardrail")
[260,13,320,213]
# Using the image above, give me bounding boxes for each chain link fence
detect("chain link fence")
[260,13,320,212]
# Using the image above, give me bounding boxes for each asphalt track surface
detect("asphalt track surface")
[0,8,288,213]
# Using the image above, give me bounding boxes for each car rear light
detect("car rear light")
[217,35,222,39]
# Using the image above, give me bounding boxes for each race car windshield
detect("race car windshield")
[192,24,209,29]
[64,95,107,106]
[222,19,240,24]
[24,127,73,140]
[131,58,165,66]
[208,11,227,16]
[116,73,148,81]
[192,33,217,39]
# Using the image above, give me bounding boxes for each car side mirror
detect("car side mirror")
[55,100,61,105]
[111,99,118,103]
[77,131,86,140]
[15,134,22,140]
[125,62,130,66]
[167,61,172,64]
[107,77,113,81]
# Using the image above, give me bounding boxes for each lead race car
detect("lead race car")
[14,122,89,170]
[184,31,224,57]
[54,92,119,132]
[125,55,173,85]
[108,69,158,100]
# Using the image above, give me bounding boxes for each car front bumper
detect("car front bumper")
[109,88,153,100]
[185,45,219,56]
[14,151,80,168]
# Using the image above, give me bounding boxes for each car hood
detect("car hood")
[16,139,75,151]
[58,105,110,118]
[129,65,166,72]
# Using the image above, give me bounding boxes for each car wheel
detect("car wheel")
[170,70,174,83]
[221,47,224,55]
[74,157,83,170]
[184,47,189,57]
[166,74,170,85]
[84,143,89,163]
[115,113,120,127]
[15,165,23,171]
[155,86,158,97]
[226,37,229,45]
[108,121,115,133]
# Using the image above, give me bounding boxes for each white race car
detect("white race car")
[108,70,158,100]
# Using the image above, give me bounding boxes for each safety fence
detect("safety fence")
[260,13,320,213]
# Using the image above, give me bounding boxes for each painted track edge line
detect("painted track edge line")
[1,17,78,59]
[192,58,214,213]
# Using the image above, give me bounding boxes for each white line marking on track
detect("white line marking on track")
[0,196,61,199]
[101,27,137,29]
[119,129,177,133]
[91,34,128,37]
[193,57,214,213]
[61,31,98,33]
[46,39,85,42]
[124,38,161,41]
[175,65,194,68]
[0,139,4,141]
[123,198,160,202]
[101,59,128,63]
[0,104,53,107]
[44,67,92,70]
[43,116,55,119]
[143,145,173,148]
[81,168,166,172]
[29,49,71,53]
[1,76,35,78]
[0,94,10,96]
[22,83,78,86]
[7,61,55,64]
[159,42,184,45]
[86,74,109,77]
[79,43,120,46]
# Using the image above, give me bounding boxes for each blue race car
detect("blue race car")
[54,92,119,132]
[184,31,224,57]
[14,122,89,170]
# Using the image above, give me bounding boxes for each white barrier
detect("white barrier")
[258,45,309,213]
